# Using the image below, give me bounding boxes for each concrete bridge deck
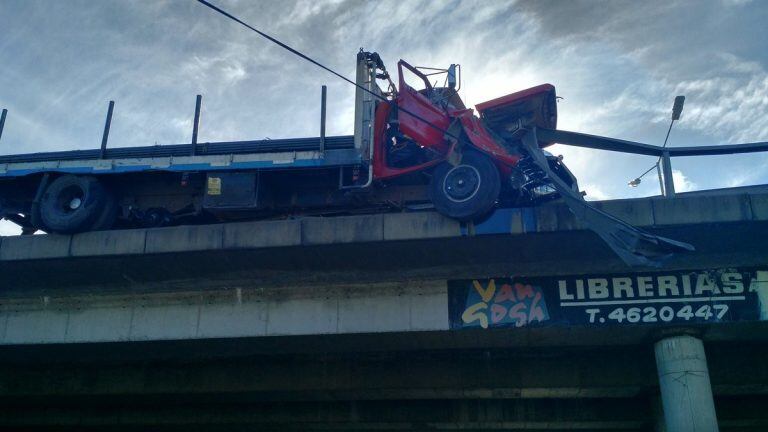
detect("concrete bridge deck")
[1,187,767,431]
[1,187,767,292]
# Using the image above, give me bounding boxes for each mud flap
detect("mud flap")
[520,128,694,268]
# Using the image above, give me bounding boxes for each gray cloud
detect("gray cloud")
[1,0,767,235]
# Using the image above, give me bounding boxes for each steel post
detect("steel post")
[99,101,115,159]
[191,95,202,156]
[656,163,665,196]
[661,150,675,198]
[655,335,718,432]
[320,85,327,153]
[0,109,7,143]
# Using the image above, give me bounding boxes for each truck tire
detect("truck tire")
[430,150,500,222]
[39,175,109,234]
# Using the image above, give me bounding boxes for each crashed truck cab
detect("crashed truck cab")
[353,50,579,222]
[353,50,692,267]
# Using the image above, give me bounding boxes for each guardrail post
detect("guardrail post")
[661,150,675,198]
[320,85,327,154]
[0,108,8,143]
[191,94,202,156]
[656,163,665,196]
[100,101,115,159]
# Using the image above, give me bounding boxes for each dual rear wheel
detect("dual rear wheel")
[37,175,118,234]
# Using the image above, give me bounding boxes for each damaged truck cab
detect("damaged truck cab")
[355,51,578,222]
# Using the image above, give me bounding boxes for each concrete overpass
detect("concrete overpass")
[1,187,767,431]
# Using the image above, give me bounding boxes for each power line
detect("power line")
[194,0,463,143]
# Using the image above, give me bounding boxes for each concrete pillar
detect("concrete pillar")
[652,395,666,432]
[654,335,719,432]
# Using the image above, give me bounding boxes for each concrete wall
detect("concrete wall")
[3,192,768,293]
[1,191,767,262]
[0,280,447,345]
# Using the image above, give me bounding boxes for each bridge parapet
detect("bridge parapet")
[0,188,767,297]
[0,190,765,262]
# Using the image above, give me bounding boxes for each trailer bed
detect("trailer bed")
[0,135,358,178]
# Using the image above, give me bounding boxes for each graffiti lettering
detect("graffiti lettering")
[459,279,550,329]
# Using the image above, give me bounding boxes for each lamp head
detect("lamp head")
[671,95,685,120]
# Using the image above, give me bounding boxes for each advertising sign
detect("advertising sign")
[448,268,768,329]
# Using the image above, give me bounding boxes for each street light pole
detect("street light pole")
[628,96,685,197]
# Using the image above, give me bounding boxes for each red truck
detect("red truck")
[0,51,692,266]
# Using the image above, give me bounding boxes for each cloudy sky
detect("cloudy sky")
[1,0,767,235]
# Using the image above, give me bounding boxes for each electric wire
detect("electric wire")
[195,0,465,143]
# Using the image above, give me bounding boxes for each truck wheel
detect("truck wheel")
[39,175,109,234]
[430,150,500,221]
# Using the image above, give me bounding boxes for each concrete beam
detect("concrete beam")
[0,191,752,260]
[0,344,765,400]
[0,399,649,430]
[1,400,765,431]
[1,191,767,292]
[2,273,768,348]
[0,281,447,345]
[2,221,768,296]
[0,350,650,399]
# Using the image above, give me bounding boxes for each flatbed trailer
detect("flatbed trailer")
[0,136,359,177]
[0,134,390,231]
[0,135,355,167]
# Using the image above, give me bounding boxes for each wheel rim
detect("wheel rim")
[442,164,481,203]
[55,185,86,215]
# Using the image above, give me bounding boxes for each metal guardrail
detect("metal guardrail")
[537,128,768,198]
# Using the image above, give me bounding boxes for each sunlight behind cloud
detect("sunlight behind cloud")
[582,184,611,201]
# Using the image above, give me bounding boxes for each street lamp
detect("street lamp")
[628,164,657,187]
[627,96,685,194]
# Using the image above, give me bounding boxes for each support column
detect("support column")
[652,395,666,432]
[654,335,719,432]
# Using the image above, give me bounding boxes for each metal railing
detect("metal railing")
[1,86,331,158]
[536,128,768,198]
